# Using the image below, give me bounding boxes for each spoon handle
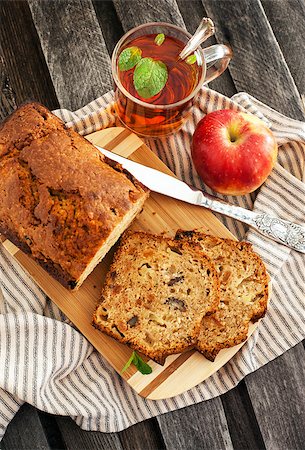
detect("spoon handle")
[179,18,215,60]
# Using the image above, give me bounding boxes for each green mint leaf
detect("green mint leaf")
[121,351,152,375]
[133,352,153,375]
[118,46,142,71]
[186,54,197,65]
[155,33,165,46]
[120,352,135,374]
[133,57,168,99]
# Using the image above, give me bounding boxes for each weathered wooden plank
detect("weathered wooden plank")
[28,0,113,109]
[0,51,17,120]
[157,399,233,450]
[38,411,67,449]
[1,404,50,450]
[176,0,236,98]
[246,343,305,450]
[202,0,305,120]
[56,416,123,450]
[221,381,266,450]
[113,0,185,30]
[92,0,124,56]
[119,418,166,450]
[262,0,305,95]
[0,0,59,110]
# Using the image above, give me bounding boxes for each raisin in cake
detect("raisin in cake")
[175,231,269,361]
[93,231,220,365]
[0,103,149,289]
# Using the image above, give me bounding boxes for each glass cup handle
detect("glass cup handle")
[202,44,233,84]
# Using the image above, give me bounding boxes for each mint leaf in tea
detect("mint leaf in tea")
[154,33,165,46]
[133,57,168,99]
[118,33,201,105]
[118,46,142,71]
[186,54,197,65]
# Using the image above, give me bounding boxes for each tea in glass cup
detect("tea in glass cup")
[112,22,232,137]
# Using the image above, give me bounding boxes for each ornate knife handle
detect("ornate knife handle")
[200,194,305,253]
[251,213,305,253]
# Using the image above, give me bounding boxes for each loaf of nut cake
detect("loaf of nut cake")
[175,231,269,360]
[93,231,220,365]
[0,103,149,289]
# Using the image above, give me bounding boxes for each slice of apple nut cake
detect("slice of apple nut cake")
[175,230,269,361]
[93,231,220,365]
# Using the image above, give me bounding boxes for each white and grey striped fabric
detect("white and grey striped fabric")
[0,88,304,439]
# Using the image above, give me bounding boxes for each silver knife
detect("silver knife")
[96,145,305,254]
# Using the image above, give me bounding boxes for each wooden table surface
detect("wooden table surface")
[0,1,304,449]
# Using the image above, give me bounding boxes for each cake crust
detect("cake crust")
[0,102,149,289]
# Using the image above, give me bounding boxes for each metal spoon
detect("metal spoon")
[179,18,215,60]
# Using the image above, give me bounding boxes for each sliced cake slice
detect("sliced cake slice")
[175,230,269,361]
[93,231,220,365]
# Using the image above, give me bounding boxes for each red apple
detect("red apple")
[191,109,278,195]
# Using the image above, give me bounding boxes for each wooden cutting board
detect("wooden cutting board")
[1,127,262,400]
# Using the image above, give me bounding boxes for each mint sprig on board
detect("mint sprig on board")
[121,351,153,375]
[118,46,142,71]
[133,57,168,99]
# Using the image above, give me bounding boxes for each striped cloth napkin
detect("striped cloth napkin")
[0,88,304,439]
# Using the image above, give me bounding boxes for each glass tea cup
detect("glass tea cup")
[112,22,232,137]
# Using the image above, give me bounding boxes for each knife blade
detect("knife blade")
[95,145,305,254]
